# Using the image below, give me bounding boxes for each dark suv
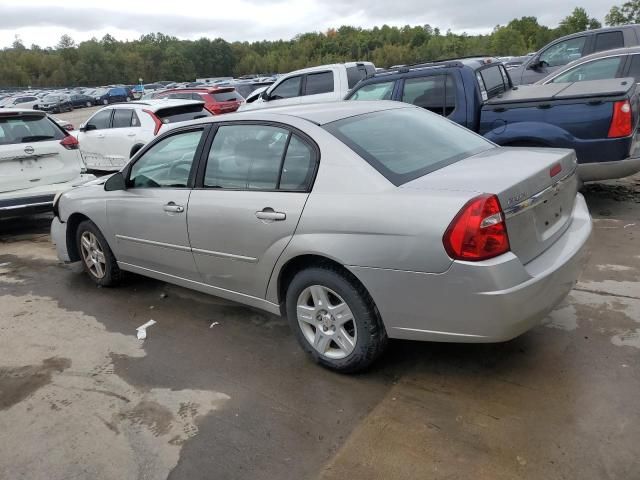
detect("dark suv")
[94,87,131,105]
[511,24,640,85]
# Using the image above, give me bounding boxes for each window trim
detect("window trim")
[123,125,210,190]
[193,120,320,193]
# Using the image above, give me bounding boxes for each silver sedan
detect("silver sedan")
[51,101,592,372]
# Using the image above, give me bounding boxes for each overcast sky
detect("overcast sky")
[0,0,611,48]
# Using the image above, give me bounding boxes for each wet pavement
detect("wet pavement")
[0,176,639,480]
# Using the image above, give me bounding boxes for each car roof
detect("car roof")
[288,61,374,76]
[205,100,409,125]
[551,23,640,43]
[0,108,48,115]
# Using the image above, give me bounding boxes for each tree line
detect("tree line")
[0,5,630,88]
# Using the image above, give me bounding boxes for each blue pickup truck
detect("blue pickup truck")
[346,58,640,181]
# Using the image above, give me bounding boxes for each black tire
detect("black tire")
[86,101,92,107]
[285,266,387,373]
[75,220,122,287]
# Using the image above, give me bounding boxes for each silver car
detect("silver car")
[51,101,592,372]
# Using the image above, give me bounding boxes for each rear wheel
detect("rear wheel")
[103,99,108,105]
[285,266,387,372]
[76,220,121,287]
[86,101,92,107]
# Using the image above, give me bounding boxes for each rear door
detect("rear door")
[77,108,113,169]
[106,127,206,279]
[187,122,318,297]
[101,108,142,167]
[0,111,81,193]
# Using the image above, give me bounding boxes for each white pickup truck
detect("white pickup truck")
[241,62,375,110]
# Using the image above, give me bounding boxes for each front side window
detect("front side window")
[324,107,493,186]
[350,81,395,101]
[551,56,623,83]
[87,109,112,130]
[129,130,203,188]
[204,125,289,190]
[594,31,624,53]
[270,76,302,100]
[401,75,456,116]
[540,37,587,68]
[304,71,334,95]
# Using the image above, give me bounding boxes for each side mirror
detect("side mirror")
[261,91,271,101]
[81,124,96,132]
[104,171,126,191]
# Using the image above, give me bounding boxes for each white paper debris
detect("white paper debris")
[136,319,157,340]
[210,321,220,329]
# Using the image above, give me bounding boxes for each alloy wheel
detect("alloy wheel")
[80,231,106,279]
[296,285,357,359]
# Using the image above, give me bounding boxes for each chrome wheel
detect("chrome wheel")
[80,231,106,279]
[296,285,357,359]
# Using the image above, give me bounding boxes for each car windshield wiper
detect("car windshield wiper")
[21,135,55,142]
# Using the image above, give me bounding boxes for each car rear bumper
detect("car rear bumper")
[349,193,592,343]
[51,216,71,262]
[578,156,640,182]
[0,174,95,218]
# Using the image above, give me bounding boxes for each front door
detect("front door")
[78,108,113,169]
[106,127,206,280]
[187,123,318,297]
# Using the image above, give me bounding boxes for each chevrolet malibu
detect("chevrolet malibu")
[51,101,592,372]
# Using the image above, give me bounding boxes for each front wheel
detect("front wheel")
[285,266,387,373]
[103,99,108,105]
[76,220,122,287]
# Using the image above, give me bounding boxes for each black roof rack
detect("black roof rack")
[378,54,498,75]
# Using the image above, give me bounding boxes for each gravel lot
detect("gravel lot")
[1,110,639,479]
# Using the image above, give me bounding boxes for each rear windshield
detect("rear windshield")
[156,104,212,124]
[324,107,493,185]
[0,114,65,145]
[346,65,374,89]
[210,91,243,102]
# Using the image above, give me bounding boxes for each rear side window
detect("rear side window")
[324,107,493,186]
[112,109,135,128]
[156,104,212,124]
[211,91,243,102]
[204,124,316,191]
[594,31,624,53]
[401,75,456,116]
[350,81,395,100]
[479,66,508,97]
[346,66,369,88]
[304,71,334,95]
[0,114,65,145]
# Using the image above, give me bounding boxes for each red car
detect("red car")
[154,87,243,115]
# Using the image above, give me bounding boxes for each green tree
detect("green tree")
[606,1,640,25]
[558,7,602,36]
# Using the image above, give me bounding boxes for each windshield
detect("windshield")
[324,107,494,185]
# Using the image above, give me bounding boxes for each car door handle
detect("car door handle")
[163,202,184,213]
[97,134,105,138]
[255,208,286,221]
[127,133,136,137]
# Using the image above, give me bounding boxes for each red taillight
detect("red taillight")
[549,163,561,177]
[60,135,79,150]
[143,109,163,135]
[443,194,510,261]
[608,100,633,138]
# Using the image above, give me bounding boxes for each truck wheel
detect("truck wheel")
[285,266,387,373]
[75,220,122,287]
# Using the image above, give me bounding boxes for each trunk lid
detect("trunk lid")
[0,111,81,193]
[402,147,578,264]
